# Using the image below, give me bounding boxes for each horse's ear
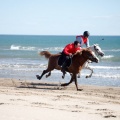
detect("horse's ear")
[94,44,99,46]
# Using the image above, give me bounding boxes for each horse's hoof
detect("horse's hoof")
[78,76,80,78]
[62,76,65,79]
[77,89,83,91]
[46,75,48,78]
[86,76,89,78]
[36,75,41,80]
[61,83,65,86]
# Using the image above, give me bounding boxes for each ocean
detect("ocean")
[0,35,120,87]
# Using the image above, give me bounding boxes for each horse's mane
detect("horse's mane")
[75,48,90,56]
[87,44,99,49]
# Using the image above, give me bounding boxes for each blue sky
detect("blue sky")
[0,0,120,35]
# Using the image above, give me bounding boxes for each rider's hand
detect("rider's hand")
[76,50,80,53]
[69,53,72,56]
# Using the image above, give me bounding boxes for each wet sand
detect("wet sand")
[0,78,120,120]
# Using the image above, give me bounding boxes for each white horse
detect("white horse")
[78,44,104,78]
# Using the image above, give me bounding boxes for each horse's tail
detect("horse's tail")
[40,51,52,59]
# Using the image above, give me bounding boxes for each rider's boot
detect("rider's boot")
[61,62,67,78]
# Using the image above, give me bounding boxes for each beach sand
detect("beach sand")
[0,78,120,120]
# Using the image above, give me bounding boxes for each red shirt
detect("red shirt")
[63,43,81,55]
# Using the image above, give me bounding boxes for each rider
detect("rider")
[61,41,81,74]
[76,31,90,47]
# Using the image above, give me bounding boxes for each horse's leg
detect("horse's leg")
[46,71,51,78]
[36,56,56,80]
[86,66,93,78]
[61,75,74,87]
[74,74,78,90]
[78,62,86,78]
[78,73,80,78]
[36,69,50,80]
[74,74,83,91]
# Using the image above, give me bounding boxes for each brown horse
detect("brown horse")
[36,49,98,90]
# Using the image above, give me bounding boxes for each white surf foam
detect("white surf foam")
[101,55,114,59]
[10,45,36,51]
[10,45,63,52]
[90,65,120,70]
[104,49,120,52]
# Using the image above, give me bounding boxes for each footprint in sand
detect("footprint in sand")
[104,114,116,118]
[0,103,4,105]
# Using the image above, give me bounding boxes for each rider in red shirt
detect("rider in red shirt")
[63,42,81,55]
[61,41,81,74]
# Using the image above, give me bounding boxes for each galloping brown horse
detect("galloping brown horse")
[36,49,98,90]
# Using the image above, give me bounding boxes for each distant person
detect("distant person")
[61,41,81,74]
[76,31,90,47]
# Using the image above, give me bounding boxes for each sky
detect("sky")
[0,0,120,35]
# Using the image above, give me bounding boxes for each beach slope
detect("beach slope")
[0,78,120,120]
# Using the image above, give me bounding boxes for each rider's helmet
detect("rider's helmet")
[83,31,90,37]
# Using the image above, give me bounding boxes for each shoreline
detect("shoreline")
[0,78,120,120]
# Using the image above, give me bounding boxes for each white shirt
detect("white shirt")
[76,36,90,47]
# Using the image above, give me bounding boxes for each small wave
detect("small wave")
[38,47,63,52]
[10,45,20,50]
[102,55,114,59]
[10,45,37,51]
[93,73,120,79]
[0,63,44,69]
[10,45,63,52]
[104,49,120,52]
[91,65,120,70]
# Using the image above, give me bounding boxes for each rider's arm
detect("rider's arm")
[63,44,71,55]
[85,38,90,47]
[76,36,83,46]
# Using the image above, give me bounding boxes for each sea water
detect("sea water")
[0,35,120,87]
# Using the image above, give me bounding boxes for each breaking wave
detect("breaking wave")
[10,45,36,51]
[101,55,114,59]
[91,65,120,70]
[10,45,63,52]
[104,49,120,52]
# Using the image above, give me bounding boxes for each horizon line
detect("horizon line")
[0,34,120,36]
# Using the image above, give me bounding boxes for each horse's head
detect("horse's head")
[81,49,99,63]
[89,44,104,57]
[93,44,104,57]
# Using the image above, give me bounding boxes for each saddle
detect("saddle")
[58,54,72,67]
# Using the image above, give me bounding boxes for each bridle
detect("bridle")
[94,45,101,57]
[82,50,95,61]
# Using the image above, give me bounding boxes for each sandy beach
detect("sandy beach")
[0,78,120,120]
